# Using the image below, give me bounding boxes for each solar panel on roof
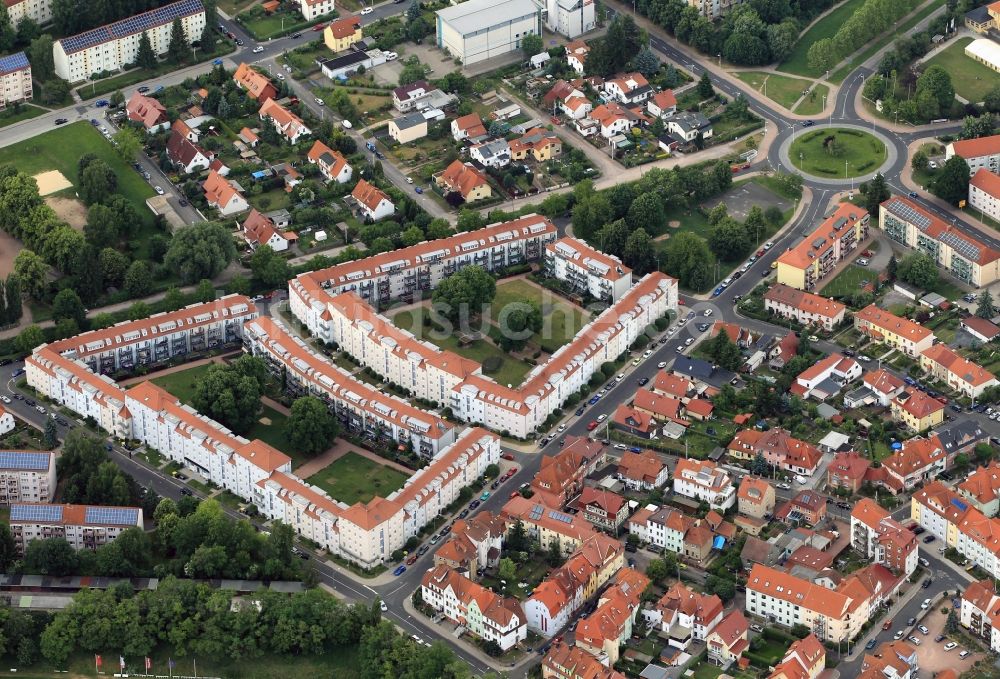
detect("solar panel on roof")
[59,0,203,54]
[940,232,982,262]
[548,510,574,524]
[0,52,30,76]
[528,504,543,520]
[11,504,63,523]
[85,506,140,525]
[0,452,50,471]
[890,200,932,231]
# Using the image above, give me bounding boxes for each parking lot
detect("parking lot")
[910,606,981,675]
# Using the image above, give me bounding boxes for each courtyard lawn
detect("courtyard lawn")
[924,37,998,104]
[151,363,217,406]
[789,128,887,179]
[0,122,159,256]
[793,83,830,115]
[778,0,868,77]
[244,404,299,459]
[307,451,409,506]
[734,71,813,110]
[820,264,872,298]
[0,104,45,129]
[490,279,589,353]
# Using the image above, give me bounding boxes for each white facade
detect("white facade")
[436,0,542,66]
[544,0,595,38]
[544,236,633,302]
[10,503,143,554]
[0,451,56,505]
[672,459,736,511]
[297,0,336,20]
[970,169,1000,223]
[946,134,1000,176]
[421,566,527,651]
[0,54,32,109]
[53,0,206,82]
[5,0,53,27]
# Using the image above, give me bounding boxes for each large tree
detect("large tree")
[860,172,891,218]
[521,33,543,58]
[23,538,78,576]
[897,252,938,290]
[123,260,152,298]
[167,17,187,64]
[623,228,656,273]
[915,65,955,113]
[431,265,496,321]
[249,245,291,288]
[977,291,996,320]
[192,358,268,435]
[13,249,48,299]
[665,232,714,291]
[932,155,970,205]
[135,30,157,69]
[0,4,15,51]
[496,299,542,352]
[78,159,117,205]
[708,218,750,262]
[284,396,340,457]
[164,222,237,284]
[52,288,85,327]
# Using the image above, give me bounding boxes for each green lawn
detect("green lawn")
[789,128,887,179]
[924,37,998,103]
[0,122,159,257]
[0,104,46,129]
[307,451,410,506]
[778,0,868,77]
[820,264,873,298]
[237,9,322,40]
[734,71,813,110]
[491,279,589,353]
[244,404,299,458]
[151,363,217,406]
[793,83,830,115]
[390,307,534,387]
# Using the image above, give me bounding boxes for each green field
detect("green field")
[778,0,868,77]
[793,83,831,115]
[490,279,589,353]
[308,451,410,505]
[820,264,873,297]
[0,104,46,129]
[0,122,158,255]
[924,37,998,103]
[789,128,886,179]
[151,364,217,406]
[245,404,299,461]
[734,71,813,110]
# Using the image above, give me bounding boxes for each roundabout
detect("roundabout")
[776,123,899,186]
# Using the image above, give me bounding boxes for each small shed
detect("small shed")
[315,230,328,242]
[529,52,551,69]
[920,292,947,308]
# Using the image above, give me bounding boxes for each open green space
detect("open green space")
[150,363,217,406]
[0,104,46,129]
[244,405,300,462]
[778,0,868,77]
[307,451,410,506]
[491,279,589,353]
[0,122,159,256]
[924,37,998,103]
[789,128,886,179]
[390,307,534,387]
[734,71,813,110]
[793,83,830,115]
[238,7,330,40]
[820,264,873,298]
[828,0,947,84]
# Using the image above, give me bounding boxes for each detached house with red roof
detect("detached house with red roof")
[960,461,1000,517]
[776,490,828,527]
[643,581,724,646]
[881,435,948,492]
[588,102,638,139]
[542,642,626,679]
[862,369,906,407]
[706,609,749,668]
[564,40,589,74]
[673,458,735,511]
[233,63,278,102]
[258,98,311,144]
[436,160,492,203]
[241,209,297,253]
[617,450,669,491]
[576,487,630,532]
[728,428,823,477]
[202,169,249,216]
[827,450,872,493]
[890,389,945,432]
[166,121,213,175]
[646,90,677,119]
[764,283,847,332]
[434,512,504,578]
[770,634,826,679]
[126,92,168,132]
[738,476,775,520]
[420,565,527,650]
[451,112,487,141]
[350,179,395,221]
[920,343,998,399]
[306,140,353,184]
[601,72,652,105]
[791,352,861,401]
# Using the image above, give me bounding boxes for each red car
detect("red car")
[757,249,765,257]
[587,421,598,431]
[501,453,515,461]
[505,467,517,479]
[406,554,418,565]
[312,22,327,30]
[510,491,520,499]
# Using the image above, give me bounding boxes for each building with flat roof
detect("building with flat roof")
[10,503,143,553]
[53,0,205,82]
[0,53,32,109]
[436,0,543,66]
[776,203,870,291]
[543,0,595,38]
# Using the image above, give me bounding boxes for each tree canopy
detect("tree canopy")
[284,396,340,457]
[164,222,237,284]
[192,356,268,435]
[431,265,496,321]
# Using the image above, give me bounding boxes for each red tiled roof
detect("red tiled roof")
[950,134,1000,160]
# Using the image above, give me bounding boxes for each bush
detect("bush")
[482,356,503,373]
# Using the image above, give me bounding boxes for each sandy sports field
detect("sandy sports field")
[44,196,88,230]
[33,170,72,196]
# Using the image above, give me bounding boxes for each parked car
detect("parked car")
[959,650,970,658]
[921,598,932,609]
[253,45,264,53]
[637,377,649,386]
[154,186,164,195]
[923,535,936,543]
[917,625,930,635]
[865,639,877,650]
[360,5,374,13]
[54,118,68,125]
[944,642,958,651]
[501,453,515,461]
[393,565,406,576]
[907,636,921,646]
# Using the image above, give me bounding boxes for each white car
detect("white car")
[253,45,264,53]
[643,349,652,358]
[360,5,374,13]
[702,309,713,317]
[406,176,414,184]
[154,186,164,195]
[764,241,774,249]
[315,97,325,106]
[613,443,627,450]
[907,636,921,646]
[0,395,9,404]
[944,642,957,651]
[276,73,285,80]
[657,361,667,369]
[929,160,938,169]
[385,51,398,61]
[795,475,807,485]
[596,414,607,423]
[341,120,353,129]
[893,630,905,640]
[380,601,387,612]
[557,424,566,432]
[921,598,932,610]
[684,338,694,346]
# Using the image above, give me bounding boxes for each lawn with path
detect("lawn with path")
[777,0,868,77]
[0,104,46,129]
[792,83,830,115]
[789,128,886,179]
[150,363,217,406]
[924,37,998,103]
[0,122,160,257]
[490,279,589,354]
[307,451,410,506]
[734,71,812,110]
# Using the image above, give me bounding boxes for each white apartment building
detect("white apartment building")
[910,480,968,544]
[296,0,336,20]
[436,0,542,66]
[53,0,205,82]
[243,316,457,457]
[946,134,1000,176]
[544,237,633,302]
[955,507,1000,580]
[632,506,690,554]
[686,0,745,18]
[9,503,142,554]
[850,498,918,577]
[970,169,1000,224]
[0,451,56,505]
[421,565,528,651]
[289,215,558,326]
[960,580,1000,653]
[0,53,32,109]
[543,0,595,38]
[4,0,53,27]
[672,458,736,511]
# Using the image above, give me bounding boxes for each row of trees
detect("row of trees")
[863,65,957,123]
[807,0,919,73]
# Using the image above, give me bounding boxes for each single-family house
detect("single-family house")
[259,98,311,144]
[202,170,249,216]
[242,209,297,252]
[126,92,168,132]
[388,112,429,144]
[350,179,395,221]
[306,140,353,184]
[451,113,487,141]
[233,63,278,102]
[436,160,492,203]
[470,139,511,168]
[646,90,677,119]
